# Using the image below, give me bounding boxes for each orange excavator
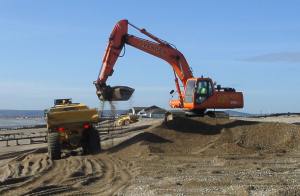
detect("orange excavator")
[94,19,243,114]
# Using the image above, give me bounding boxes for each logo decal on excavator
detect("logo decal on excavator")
[230,100,239,105]
[141,43,163,56]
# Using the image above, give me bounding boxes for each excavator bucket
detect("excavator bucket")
[109,86,135,101]
[95,84,134,101]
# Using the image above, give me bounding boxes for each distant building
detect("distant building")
[138,105,166,118]
[128,107,147,115]
[128,106,167,118]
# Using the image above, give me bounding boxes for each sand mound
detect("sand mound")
[220,122,300,151]
[113,116,300,157]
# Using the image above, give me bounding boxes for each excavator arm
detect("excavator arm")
[95,19,193,105]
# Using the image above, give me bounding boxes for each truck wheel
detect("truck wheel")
[48,132,61,160]
[82,128,101,155]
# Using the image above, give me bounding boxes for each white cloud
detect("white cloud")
[242,52,300,63]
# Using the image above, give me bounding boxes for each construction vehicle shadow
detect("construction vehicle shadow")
[164,116,259,135]
[34,147,48,153]
[106,132,173,153]
[60,150,85,159]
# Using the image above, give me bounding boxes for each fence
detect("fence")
[0,123,151,147]
[0,132,47,147]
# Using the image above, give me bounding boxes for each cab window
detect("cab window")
[184,80,196,103]
[195,80,212,104]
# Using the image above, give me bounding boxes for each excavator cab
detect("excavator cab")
[182,78,243,112]
[195,80,214,104]
[184,78,214,105]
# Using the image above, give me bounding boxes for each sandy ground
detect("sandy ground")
[0,116,300,195]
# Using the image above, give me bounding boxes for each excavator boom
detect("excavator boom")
[95,19,193,105]
[97,19,193,85]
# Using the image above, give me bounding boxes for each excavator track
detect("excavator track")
[164,110,229,123]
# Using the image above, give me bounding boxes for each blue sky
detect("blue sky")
[0,0,299,113]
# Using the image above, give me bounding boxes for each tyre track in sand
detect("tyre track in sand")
[0,152,132,196]
[69,155,132,195]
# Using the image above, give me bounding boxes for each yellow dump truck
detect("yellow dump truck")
[45,99,101,160]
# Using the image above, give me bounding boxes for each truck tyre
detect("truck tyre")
[82,128,101,155]
[48,132,61,160]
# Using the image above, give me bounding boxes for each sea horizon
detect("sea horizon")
[0,109,129,129]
